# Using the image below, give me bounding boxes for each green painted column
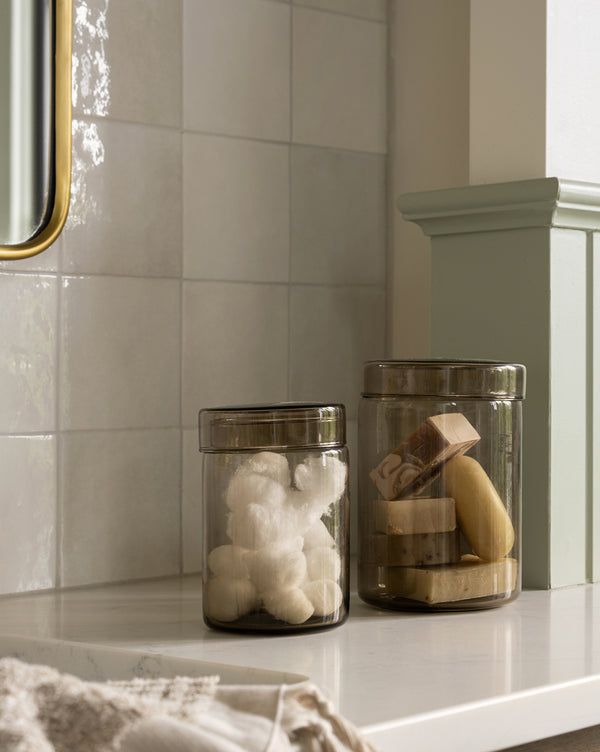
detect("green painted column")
[399,178,600,588]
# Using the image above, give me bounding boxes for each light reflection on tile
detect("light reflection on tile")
[73,0,182,128]
[67,119,106,232]
[72,0,111,117]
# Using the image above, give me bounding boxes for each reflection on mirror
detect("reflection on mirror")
[0,0,71,260]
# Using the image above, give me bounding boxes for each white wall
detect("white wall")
[0,0,388,594]
[470,0,600,185]
[546,0,600,182]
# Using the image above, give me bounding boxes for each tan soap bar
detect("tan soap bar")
[363,531,460,567]
[374,497,456,535]
[368,556,517,604]
[443,455,515,561]
[370,413,480,500]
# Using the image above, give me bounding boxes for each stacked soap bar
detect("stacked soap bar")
[205,451,347,626]
[370,413,480,500]
[366,413,517,606]
[364,530,460,566]
[364,556,517,605]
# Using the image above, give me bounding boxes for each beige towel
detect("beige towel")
[0,658,375,752]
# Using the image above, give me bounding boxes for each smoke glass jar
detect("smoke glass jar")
[358,361,525,612]
[199,404,349,633]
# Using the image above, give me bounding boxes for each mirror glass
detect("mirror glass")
[0,0,53,246]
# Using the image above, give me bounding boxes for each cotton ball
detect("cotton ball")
[263,588,314,625]
[249,544,307,593]
[306,546,341,582]
[208,545,250,578]
[240,451,290,487]
[303,519,335,550]
[225,471,286,512]
[302,579,344,617]
[227,503,299,550]
[294,456,347,515]
[286,488,321,537]
[205,576,258,622]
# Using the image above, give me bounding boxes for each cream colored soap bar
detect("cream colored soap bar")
[443,455,515,561]
[368,556,517,604]
[374,497,456,535]
[363,531,460,567]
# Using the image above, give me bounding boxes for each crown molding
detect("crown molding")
[397,177,600,236]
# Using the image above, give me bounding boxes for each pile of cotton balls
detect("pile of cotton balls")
[205,451,346,625]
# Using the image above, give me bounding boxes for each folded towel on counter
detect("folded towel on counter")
[0,658,375,752]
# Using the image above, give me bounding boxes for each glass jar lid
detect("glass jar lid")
[199,403,346,451]
[363,360,526,399]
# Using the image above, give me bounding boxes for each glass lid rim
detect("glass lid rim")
[363,359,526,399]
[364,359,526,369]
[199,401,344,415]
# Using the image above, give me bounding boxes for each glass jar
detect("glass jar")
[199,403,349,632]
[358,361,525,612]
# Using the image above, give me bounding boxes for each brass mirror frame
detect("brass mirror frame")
[0,0,72,261]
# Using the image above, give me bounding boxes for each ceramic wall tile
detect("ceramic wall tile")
[0,435,56,594]
[293,0,387,22]
[182,428,202,573]
[72,0,182,127]
[60,276,180,430]
[183,0,290,140]
[292,7,387,153]
[60,429,180,586]
[289,285,385,419]
[63,120,181,277]
[0,0,390,597]
[0,273,57,433]
[183,133,289,282]
[291,145,386,284]
[182,281,288,426]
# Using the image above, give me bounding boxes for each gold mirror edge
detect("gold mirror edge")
[0,0,72,261]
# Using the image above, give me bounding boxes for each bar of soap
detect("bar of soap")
[370,413,480,500]
[443,455,515,561]
[374,497,456,535]
[363,531,460,566]
[367,556,517,604]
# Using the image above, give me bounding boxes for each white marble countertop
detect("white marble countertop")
[2,575,600,751]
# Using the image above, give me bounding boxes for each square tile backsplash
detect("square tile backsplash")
[0,0,387,593]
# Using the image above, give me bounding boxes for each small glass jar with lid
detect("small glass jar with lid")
[199,403,349,632]
[358,361,525,612]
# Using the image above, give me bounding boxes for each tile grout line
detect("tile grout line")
[290,1,387,26]
[287,3,294,400]
[182,130,388,158]
[179,1,185,576]
[384,0,392,359]
[0,269,386,290]
[75,111,387,158]
[0,427,185,438]
[54,248,63,588]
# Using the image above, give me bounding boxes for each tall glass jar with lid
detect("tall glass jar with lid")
[358,361,525,612]
[199,403,349,632]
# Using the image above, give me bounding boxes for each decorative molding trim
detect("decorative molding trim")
[398,177,600,236]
